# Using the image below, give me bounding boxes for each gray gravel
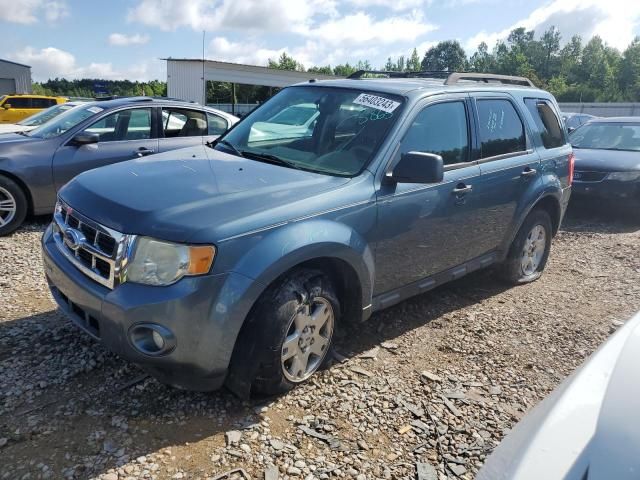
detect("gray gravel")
[1,206,639,480]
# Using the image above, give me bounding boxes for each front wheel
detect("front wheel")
[499,209,552,284]
[0,176,28,236]
[250,269,339,396]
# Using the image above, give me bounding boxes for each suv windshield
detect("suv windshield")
[27,104,103,139]
[17,103,77,127]
[214,86,405,176]
[570,122,640,151]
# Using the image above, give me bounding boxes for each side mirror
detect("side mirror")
[71,132,99,146]
[3,104,11,109]
[387,151,444,184]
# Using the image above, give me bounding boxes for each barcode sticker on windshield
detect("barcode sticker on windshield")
[353,93,400,113]
[87,106,104,114]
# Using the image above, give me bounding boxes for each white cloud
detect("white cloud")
[127,0,337,32]
[301,11,437,46]
[0,0,68,24]
[8,46,164,81]
[208,37,286,66]
[108,33,150,46]
[345,0,427,12]
[465,0,640,53]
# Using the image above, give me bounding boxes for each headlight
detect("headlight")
[607,171,640,181]
[126,237,216,286]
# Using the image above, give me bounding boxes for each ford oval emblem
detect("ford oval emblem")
[63,228,85,251]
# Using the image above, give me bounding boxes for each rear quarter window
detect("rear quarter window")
[525,98,565,149]
[476,99,526,158]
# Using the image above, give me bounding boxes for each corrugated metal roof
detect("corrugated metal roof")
[0,58,31,69]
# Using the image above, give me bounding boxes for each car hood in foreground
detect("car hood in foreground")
[0,124,34,134]
[573,147,640,172]
[477,311,640,480]
[59,145,353,243]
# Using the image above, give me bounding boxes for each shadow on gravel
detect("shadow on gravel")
[334,268,510,361]
[0,266,513,478]
[562,200,639,234]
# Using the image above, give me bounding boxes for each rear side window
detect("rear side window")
[525,98,565,149]
[207,113,228,135]
[476,99,526,158]
[400,101,470,165]
[163,108,207,137]
[31,98,56,108]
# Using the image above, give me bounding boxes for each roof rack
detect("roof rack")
[444,72,535,87]
[347,70,535,87]
[347,70,450,80]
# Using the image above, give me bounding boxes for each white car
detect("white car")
[0,101,87,135]
[478,311,640,480]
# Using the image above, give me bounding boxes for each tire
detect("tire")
[247,269,340,396]
[499,209,553,285]
[0,175,28,237]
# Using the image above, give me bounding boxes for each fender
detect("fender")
[229,218,375,311]
[500,172,563,256]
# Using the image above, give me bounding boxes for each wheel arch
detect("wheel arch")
[0,169,33,215]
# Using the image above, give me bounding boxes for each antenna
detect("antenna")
[202,30,206,105]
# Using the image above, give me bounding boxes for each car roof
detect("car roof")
[292,77,551,99]
[586,117,640,123]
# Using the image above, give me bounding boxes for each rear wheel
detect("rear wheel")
[0,176,27,236]
[250,269,339,396]
[499,209,552,284]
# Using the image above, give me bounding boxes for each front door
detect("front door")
[374,96,482,296]
[52,107,158,189]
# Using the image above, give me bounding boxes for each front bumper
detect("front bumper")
[572,178,640,204]
[41,224,257,391]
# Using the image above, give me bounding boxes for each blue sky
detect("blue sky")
[1,0,639,82]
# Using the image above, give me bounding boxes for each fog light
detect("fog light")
[129,323,176,356]
[152,330,165,350]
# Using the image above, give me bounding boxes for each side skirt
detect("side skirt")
[370,251,498,313]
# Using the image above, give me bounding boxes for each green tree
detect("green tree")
[407,48,421,71]
[268,52,305,72]
[469,42,495,72]
[619,37,640,100]
[421,40,467,71]
[308,65,333,75]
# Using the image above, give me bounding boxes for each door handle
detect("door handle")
[452,183,473,195]
[521,167,537,177]
[135,148,154,157]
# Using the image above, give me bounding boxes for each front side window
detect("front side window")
[214,86,405,177]
[6,97,30,108]
[85,108,152,141]
[477,99,526,158]
[27,104,102,139]
[525,98,565,149]
[31,98,55,109]
[570,123,640,152]
[162,108,207,137]
[207,112,228,136]
[400,101,469,165]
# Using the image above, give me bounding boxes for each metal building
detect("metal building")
[166,58,340,106]
[0,59,32,95]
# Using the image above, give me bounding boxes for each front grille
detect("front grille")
[56,288,101,338]
[573,170,607,182]
[52,201,131,289]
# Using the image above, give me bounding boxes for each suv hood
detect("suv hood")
[573,147,640,172]
[59,145,351,243]
[0,132,39,144]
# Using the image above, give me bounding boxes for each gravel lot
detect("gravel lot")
[1,205,639,480]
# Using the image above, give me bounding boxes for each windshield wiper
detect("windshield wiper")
[240,150,302,170]
[215,139,244,157]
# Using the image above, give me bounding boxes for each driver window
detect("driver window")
[400,101,470,165]
[85,108,151,142]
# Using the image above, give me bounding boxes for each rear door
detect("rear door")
[470,95,540,251]
[52,107,158,188]
[159,107,208,152]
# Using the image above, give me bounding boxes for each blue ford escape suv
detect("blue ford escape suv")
[42,72,573,397]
